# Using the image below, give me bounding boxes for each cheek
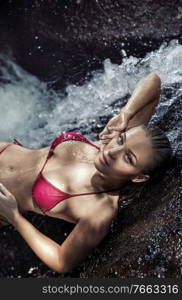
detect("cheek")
[114,156,140,176]
[113,158,133,175]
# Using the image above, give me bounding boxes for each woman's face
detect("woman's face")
[94,126,154,182]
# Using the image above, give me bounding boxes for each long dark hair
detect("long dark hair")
[142,124,172,175]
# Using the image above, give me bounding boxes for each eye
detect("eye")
[125,153,133,164]
[117,133,134,165]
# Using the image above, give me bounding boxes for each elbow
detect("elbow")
[149,72,161,84]
[55,268,68,274]
[51,266,68,274]
[51,265,70,274]
[51,262,72,274]
[148,73,161,97]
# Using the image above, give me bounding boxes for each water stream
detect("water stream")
[0,39,181,278]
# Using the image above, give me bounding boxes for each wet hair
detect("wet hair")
[118,124,173,209]
[141,124,172,175]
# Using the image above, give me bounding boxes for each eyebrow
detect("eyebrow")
[123,131,137,166]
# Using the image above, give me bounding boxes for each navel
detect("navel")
[8,165,15,172]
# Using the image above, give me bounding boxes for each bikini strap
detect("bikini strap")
[0,144,11,154]
[13,138,23,146]
[39,132,71,173]
[70,188,118,197]
[40,132,100,173]
[50,132,100,151]
[0,138,23,155]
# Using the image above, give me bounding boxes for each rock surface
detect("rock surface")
[0,0,181,278]
[0,0,181,88]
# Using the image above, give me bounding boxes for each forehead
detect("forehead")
[125,126,154,169]
[126,126,148,140]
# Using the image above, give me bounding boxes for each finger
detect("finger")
[0,191,6,199]
[106,126,112,133]
[100,132,115,140]
[101,139,109,145]
[108,127,121,132]
[108,122,126,129]
[99,128,110,138]
[99,132,105,139]
[0,183,11,197]
[100,136,110,140]
[108,124,126,132]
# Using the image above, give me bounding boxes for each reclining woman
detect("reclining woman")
[0,73,172,273]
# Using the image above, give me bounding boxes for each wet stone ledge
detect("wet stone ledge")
[0,0,181,88]
[0,0,181,278]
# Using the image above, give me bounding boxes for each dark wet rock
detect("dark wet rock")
[0,0,181,88]
[0,1,181,278]
[80,175,182,278]
[0,103,181,278]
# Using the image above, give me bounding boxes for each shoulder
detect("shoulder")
[77,206,116,244]
[82,194,118,229]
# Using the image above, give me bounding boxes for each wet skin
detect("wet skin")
[93,126,154,188]
[0,125,154,224]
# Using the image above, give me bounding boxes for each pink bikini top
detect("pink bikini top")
[0,133,116,213]
[32,132,117,213]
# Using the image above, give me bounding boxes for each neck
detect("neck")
[85,141,125,192]
[91,171,126,192]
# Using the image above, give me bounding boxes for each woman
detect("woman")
[0,73,172,273]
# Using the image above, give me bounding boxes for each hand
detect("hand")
[0,183,19,223]
[99,109,132,148]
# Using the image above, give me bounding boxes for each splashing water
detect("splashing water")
[0,40,181,154]
[0,39,181,278]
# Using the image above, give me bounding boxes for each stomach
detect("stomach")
[0,143,48,212]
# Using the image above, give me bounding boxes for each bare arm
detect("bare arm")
[0,169,115,273]
[123,72,161,128]
[11,210,114,273]
[99,73,161,141]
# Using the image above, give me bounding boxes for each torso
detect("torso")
[0,140,119,224]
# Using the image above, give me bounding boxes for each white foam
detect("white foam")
[0,40,181,149]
